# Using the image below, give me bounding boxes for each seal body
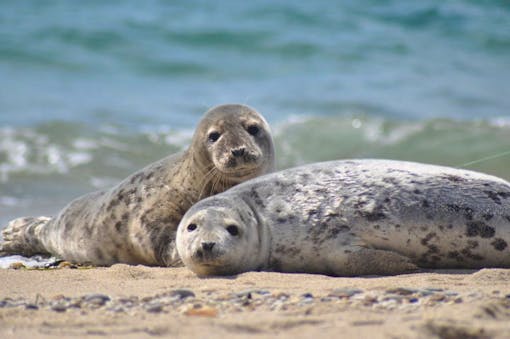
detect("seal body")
[1,104,275,266]
[176,160,510,276]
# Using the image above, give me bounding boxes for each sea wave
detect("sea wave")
[1,115,509,227]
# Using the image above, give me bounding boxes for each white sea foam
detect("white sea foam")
[362,119,424,145]
[0,255,59,269]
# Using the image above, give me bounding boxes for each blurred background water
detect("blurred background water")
[1,0,510,225]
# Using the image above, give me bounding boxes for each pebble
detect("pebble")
[184,306,218,318]
[8,262,25,270]
[83,294,111,307]
[328,288,363,298]
[170,289,195,300]
[386,288,417,296]
[0,286,506,316]
[145,303,164,313]
[25,304,39,310]
[51,305,68,313]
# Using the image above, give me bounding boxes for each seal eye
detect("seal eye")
[247,125,260,136]
[226,225,239,236]
[208,131,221,143]
[187,223,197,232]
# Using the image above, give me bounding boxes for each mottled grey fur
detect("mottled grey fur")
[176,159,510,276]
[1,104,275,266]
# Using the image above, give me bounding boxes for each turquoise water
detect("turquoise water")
[1,0,510,225]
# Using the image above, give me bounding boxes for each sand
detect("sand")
[1,265,510,338]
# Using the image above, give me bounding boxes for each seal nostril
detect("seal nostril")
[201,242,215,251]
[231,147,245,157]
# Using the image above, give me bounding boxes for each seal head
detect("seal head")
[191,104,275,188]
[176,196,268,276]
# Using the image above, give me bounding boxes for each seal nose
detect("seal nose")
[231,147,245,157]
[201,242,215,252]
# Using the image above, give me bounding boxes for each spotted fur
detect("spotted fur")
[177,159,510,276]
[1,104,275,266]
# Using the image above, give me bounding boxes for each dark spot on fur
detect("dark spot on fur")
[506,216,510,223]
[421,232,437,246]
[447,204,460,213]
[466,221,495,238]
[458,240,483,261]
[413,189,421,194]
[373,224,380,230]
[464,208,474,221]
[499,191,510,199]
[129,172,144,184]
[108,198,120,210]
[491,238,508,251]
[485,191,502,205]
[95,248,104,261]
[447,251,464,262]
[422,200,430,208]
[328,225,350,238]
[460,249,483,261]
[250,187,265,207]
[115,221,123,233]
[274,244,301,257]
[427,244,439,254]
[483,213,494,221]
[359,205,386,222]
[269,258,282,271]
[443,174,466,183]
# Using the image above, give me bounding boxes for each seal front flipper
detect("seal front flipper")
[1,217,52,257]
[332,244,418,276]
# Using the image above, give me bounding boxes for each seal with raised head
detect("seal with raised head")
[1,104,275,266]
[176,159,510,276]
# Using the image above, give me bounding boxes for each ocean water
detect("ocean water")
[1,0,510,228]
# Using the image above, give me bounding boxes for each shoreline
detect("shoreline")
[1,265,510,338]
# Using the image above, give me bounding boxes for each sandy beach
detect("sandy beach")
[1,265,509,338]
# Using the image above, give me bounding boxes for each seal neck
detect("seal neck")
[239,195,272,271]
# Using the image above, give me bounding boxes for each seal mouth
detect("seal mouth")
[218,166,261,179]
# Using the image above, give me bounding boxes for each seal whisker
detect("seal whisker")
[198,165,218,200]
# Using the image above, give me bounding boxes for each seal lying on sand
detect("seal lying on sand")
[1,104,275,266]
[176,159,510,276]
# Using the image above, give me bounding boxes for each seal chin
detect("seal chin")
[192,262,239,277]
[188,248,240,276]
